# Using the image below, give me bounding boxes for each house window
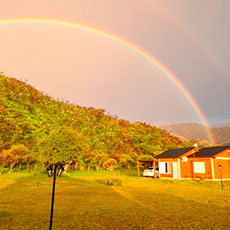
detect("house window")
[159,162,171,174]
[193,162,205,173]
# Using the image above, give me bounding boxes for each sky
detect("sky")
[0,0,229,126]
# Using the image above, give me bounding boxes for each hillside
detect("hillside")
[160,123,230,145]
[0,74,189,169]
[212,126,230,145]
[160,123,210,141]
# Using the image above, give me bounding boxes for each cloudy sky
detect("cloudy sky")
[0,0,229,126]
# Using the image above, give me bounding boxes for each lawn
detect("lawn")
[0,170,229,230]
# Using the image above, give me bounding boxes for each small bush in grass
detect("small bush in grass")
[199,176,206,183]
[106,175,122,186]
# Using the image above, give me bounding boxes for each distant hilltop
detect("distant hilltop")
[159,123,230,145]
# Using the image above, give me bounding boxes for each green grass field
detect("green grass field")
[0,170,229,230]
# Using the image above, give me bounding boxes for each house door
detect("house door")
[173,162,179,179]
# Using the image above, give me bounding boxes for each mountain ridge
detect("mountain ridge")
[159,122,230,145]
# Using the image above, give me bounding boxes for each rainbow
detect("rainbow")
[143,0,228,79]
[0,18,215,144]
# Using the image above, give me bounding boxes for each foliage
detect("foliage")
[0,74,191,170]
[119,154,135,169]
[39,126,90,164]
[138,154,154,161]
[86,150,108,172]
[1,144,33,169]
[103,158,117,171]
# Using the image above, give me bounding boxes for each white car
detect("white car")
[143,167,159,178]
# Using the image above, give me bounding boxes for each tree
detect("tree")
[90,150,108,172]
[82,150,108,172]
[39,127,90,172]
[119,154,135,169]
[2,144,31,170]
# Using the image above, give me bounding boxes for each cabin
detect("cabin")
[137,146,230,180]
[140,146,230,180]
[190,146,230,180]
[156,147,198,179]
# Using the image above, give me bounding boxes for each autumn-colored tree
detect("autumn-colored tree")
[1,144,32,171]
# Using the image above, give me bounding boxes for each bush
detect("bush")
[105,175,122,186]
[199,176,206,183]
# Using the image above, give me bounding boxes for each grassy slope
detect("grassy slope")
[0,172,229,230]
[0,74,188,160]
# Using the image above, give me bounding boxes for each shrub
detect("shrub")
[2,144,31,170]
[199,176,206,183]
[105,175,122,186]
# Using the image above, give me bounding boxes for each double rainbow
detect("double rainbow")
[0,18,215,144]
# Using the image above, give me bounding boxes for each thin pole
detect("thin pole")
[49,164,57,230]
[220,168,223,190]
[137,161,140,177]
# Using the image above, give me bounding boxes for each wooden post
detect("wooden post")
[192,160,195,179]
[178,158,181,179]
[219,166,224,190]
[210,158,215,180]
[158,159,161,178]
[137,161,140,177]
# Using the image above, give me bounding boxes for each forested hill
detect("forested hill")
[0,74,190,169]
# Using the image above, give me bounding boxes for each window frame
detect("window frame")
[193,162,205,173]
[159,162,171,174]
